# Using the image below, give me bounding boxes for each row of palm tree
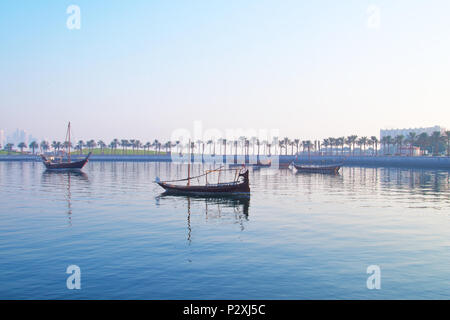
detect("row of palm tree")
[4,130,450,157]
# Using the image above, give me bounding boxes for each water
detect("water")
[0,161,449,299]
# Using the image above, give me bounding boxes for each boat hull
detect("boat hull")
[157,181,250,195]
[293,163,342,174]
[41,153,91,171]
[157,169,250,195]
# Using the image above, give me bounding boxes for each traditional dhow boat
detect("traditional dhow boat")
[229,159,271,168]
[40,122,92,171]
[41,152,92,170]
[155,167,250,195]
[292,162,342,174]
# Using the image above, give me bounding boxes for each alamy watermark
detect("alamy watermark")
[366,265,381,290]
[169,121,281,168]
[367,5,381,30]
[66,265,81,289]
[66,5,81,30]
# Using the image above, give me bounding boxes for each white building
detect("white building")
[380,125,446,140]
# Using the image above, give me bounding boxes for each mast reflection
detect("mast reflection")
[157,193,250,244]
[41,170,89,226]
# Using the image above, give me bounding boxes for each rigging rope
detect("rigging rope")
[158,167,244,183]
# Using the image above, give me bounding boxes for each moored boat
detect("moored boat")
[292,162,342,174]
[40,122,91,171]
[156,167,250,195]
[41,152,92,170]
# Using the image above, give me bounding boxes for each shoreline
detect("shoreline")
[1,154,450,169]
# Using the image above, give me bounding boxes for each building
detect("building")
[380,126,446,140]
[0,129,5,148]
[6,129,28,147]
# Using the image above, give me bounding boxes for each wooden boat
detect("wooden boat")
[40,122,91,171]
[292,162,342,174]
[156,168,249,195]
[229,159,271,168]
[41,152,91,170]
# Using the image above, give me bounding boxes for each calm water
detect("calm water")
[0,161,449,299]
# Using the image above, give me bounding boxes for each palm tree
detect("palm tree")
[86,140,96,152]
[98,140,106,154]
[121,139,129,155]
[445,131,450,157]
[144,142,151,154]
[136,140,143,154]
[77,140,84,155]
[394,135,404,155]
[110,139,119,154]
[380,136,387,155]
[62,141,72,155]
[29,141,38,154]
[335,137,343,156]
[278,140,285,156]
[282,137,289,155]
[108,142,115,154]
[51,141,59,154]
[416,133,429,155]
[430,131,443,156]
[322,139,329,155]
[233,140,238,156]
[206,140,213,155]
[5,143,14,154]
[406,132,416,156]
[302,140,313,158]
[345,137,352,156]
[329,137,336,156]
[385,136,393,155]
[293,139,300,155]
[350,135,358,156]
[129,139,136,154]
[359,136,368,155]
[222,138,227,156]
[370,136,379,156]
[18,142,26,154]
[40,141,49,154]
[356,138,363,155]
[244,139,249,156]
[152,140,160,154]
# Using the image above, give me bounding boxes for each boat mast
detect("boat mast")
[68,122,71,163]
[187,139,191,186]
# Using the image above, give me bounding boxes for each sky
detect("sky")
[1,0,449,144]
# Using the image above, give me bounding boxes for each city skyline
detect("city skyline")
[1,124,447,149]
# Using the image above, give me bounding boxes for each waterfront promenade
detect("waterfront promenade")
[1,153,450,169]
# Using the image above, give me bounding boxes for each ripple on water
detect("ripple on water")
[0,162,449,299]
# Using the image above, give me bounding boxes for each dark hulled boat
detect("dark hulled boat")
[40,122,91,171]
[229,159,271,168]
[292,162,342,174]
[156,167,250,195]
[41,152,92,170]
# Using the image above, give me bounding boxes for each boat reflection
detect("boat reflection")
[156,193,250,244]
[41,170,89,225]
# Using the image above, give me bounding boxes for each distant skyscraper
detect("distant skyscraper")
[6,128,28,146]
[0,129,5,148]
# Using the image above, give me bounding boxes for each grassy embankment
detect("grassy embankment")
[0,150,21,155]
[70,148,168,156]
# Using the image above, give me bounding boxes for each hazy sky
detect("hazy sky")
[1,0,449,143]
